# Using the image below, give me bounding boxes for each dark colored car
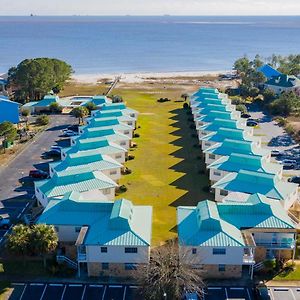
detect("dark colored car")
[247,120,258,127]
[288,176,300,185]
[254,285,271,300]
[241,113,251,118]
[29,169,49,179]
[42,150,61,158]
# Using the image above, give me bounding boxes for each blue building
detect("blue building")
[257,64,282,79]
[0,96,20,124]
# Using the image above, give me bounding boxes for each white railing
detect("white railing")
[243,255,255,264]
[56,255,78,269]
[253,261,264,271]
[255,240,295,249]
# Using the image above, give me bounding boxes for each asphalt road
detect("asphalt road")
[0,114,77,202]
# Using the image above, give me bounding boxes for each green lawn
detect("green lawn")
[113,87,213,245]
[273,263,300,281]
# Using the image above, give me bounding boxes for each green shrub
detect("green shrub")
[36,115,49,126]
[236,104,248,114]
[21,109,30,117]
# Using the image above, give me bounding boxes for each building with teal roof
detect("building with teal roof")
[49,152,122,182]
[196,111,239,129]
[72,128,131,150]
[212,170,298,209]
[203,138,271,166]
[86,113,136,127]
[35,169,118,207]
[63,140,127,164]
[198,118,250,139]
[200,127,260,151]
[208,153,283,184]
[81,117,134,138]
[100,103,139,119]
[177,193,296,279]
[265,74,300,95]
[33,94,60,113]
[92,109,137,122]
[38,191,152,277]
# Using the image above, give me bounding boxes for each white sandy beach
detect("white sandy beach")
[72,70,230,84]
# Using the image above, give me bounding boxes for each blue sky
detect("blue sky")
[0,0,299,15]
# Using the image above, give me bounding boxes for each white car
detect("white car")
[63,130,78,137]
[50,146,62,153]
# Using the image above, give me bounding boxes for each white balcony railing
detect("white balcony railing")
[77,253,87,261]
[255,240,295,249]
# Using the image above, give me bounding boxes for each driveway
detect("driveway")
[0,114,77,202]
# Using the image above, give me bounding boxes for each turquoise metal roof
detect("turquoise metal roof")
[101,103,138,114]
[199,118,247,132]
[212,170,297,201]
[38,192,152,246]
[192,99,228,107]
[200,127,259,144]
[208,153,282,175]
[204,139,270,157]
[177,200,245,247]
[50,153,122,174]
[92,109,136,120]
[66,139,127,153]
[177,193,295,247]
[197,111,237,123]
[197,104,233,114]
[34,95,59,107]
[35,169,117,198]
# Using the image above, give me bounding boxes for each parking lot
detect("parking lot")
[204,287,254,299]
[268,286,300,300]
[10,283,140,300]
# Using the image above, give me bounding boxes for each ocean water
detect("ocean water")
[0,16,300,75]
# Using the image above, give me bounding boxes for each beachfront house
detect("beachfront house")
[212,170,298,209]
[71,128,131,150]
[195,111,240,129]
[33,94,60,113]
[264,74,300,95]
[198,118,251,140]
[177,194,296,279]
[62,140,127,164]
[203,139,271,166]
[49,153,122,182]
[199,128,261,151]
[257,64,282,80]
[192,103,237,120]
[98,103,139,119]
[0,96,20,124]
[208,153,283,184]
[91,109,137,127]
[34,169,118,207]
[38,192,152,277]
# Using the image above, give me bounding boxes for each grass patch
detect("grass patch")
[273,263,300,281]
[112,87,212,245]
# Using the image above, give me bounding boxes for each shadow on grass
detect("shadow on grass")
[168,108,213,209]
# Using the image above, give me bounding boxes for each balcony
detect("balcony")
[255,239,295,249]
[243,254,255,265]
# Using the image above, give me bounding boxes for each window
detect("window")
[102,263,109,270]
[192,248,197,254]
[218,264,225,272]
[115,154,122,159]
[128,122,133,126]
[124,131,129,135]
[120,141,126,146]
[205,142,211,146]
[75,227,81,233]
[213,171,221,176]
[213,248,226,255]
[125,247,138,253]
[202,131,207,135]
[220,190,228,196]
[110,170,117,175]
[102,188,111,195]
[101,247,107,253]
[208,154,215,159]
[125,263,137,270]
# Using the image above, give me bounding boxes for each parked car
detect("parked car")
[50,146,62,153]
[0,213,10,229]
[254,284,271,300]
[247,120,258,127]
[241,113,251,118]
[183,292,198,300]
[63,130,78,137]
[271,149,283,157]
[288,176,300,185]
[29,169,49,179]
[281,159,297,169]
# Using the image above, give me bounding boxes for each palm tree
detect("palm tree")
[71,106,89,125]
[6,224,31,265]
[30,224,58,268]
[181,93,189,102]
[136,239,205,300]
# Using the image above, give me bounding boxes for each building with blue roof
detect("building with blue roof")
[38,191,152,277]
[177,193,296,279]
[212,170,298,209]
[208,153,283,184]
[0,97,20,124]
[257,64,282,79]
[32,94,60,113]
[265,74,300,95]
[35,169,118,207]
[99,103,139,119]
[196,111,240,129]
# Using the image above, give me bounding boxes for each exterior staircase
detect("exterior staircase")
[253,261,264,271]
[56,255,78,269]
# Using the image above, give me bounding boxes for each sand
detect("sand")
[72,70,231,84]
